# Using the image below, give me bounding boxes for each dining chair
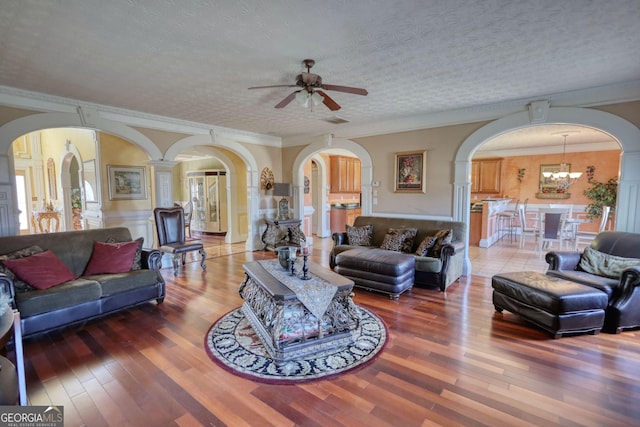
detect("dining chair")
[517,206,539,249]
[497,199,520,243]
[537,208,568,253]
[573,206,611,250]
[154,206,206,276]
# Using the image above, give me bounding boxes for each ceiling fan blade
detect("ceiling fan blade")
[248,84,298,90]
[321,84,368,96]
[274,91,298,109]
[316,90,341,111]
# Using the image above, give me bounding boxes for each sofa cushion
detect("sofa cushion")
[396,227,417,252]
[107,236,144,270]
[0,245,44,293]
[427,229,453,257]
[415,235,437,256]
[579,247,640,279]
[84,240,139,275]
[14,278,102,317]
[88,269,161,297]
[346,224,374,246]
[3,250,78,290]
[380,228,417,252]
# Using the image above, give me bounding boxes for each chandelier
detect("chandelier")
[542,134,582,190]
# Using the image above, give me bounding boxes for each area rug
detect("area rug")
[204,306,387,384]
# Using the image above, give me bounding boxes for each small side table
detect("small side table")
[261,218,303,252]
[0,309,26,405]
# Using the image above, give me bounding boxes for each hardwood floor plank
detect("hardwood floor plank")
[15,236,640,426]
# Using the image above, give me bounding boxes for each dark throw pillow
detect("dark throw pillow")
[0,245,45,293]
[106,236,144,270]
[415,235,437,256]
[2,250,77,290]
[427,229,453,258]
[346,224,374,246]
[84,240,139,275]
[380,231,404,252]
[380,228,417,253]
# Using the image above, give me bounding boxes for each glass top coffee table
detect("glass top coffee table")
[239,260,360,364]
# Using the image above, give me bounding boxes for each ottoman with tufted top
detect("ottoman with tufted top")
[335,247,415,299]
[492,271,608,338]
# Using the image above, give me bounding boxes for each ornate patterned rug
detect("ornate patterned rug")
[204,306,387,384]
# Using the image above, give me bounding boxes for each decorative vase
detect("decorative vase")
[276,247,290,270]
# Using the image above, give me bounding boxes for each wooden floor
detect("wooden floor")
[15,236,640,426]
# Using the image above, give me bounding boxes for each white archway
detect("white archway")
[0,111,161,235]
[291,135,373,238]
[454,104,640,276]
[164,133,261,250]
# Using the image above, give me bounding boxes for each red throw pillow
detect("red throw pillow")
[84,240,139,275]
[2,250,77,290]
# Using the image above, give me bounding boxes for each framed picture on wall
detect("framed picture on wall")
[394,150,427,193]
[107,165,147,200]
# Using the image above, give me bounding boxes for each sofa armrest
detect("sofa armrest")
[141,248,163,271]
[0,273,17,309]
[545,251,582,271]
[332,232,348,247]
[615,265,640,305]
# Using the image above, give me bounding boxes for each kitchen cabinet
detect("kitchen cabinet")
[330,156,361,193]
[330,207,361,233]
[471,158,502,193]
[187,170,227,233]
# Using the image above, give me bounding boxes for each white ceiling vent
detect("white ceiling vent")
[323,116,350,124]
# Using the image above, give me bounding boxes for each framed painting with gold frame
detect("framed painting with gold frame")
[394,150,427,193]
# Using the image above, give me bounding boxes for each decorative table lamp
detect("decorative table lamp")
[273,183,292,220]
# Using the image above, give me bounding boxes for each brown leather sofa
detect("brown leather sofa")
[546,231,640,333]
[0,227,165,338]
[330,216,466,292]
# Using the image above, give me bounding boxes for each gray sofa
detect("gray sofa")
[0,227,165,338]
[330,216,466,292]
[545,231,640,333]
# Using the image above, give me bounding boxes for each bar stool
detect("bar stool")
[497,199,520,243]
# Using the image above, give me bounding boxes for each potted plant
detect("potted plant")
[583,178,617,219]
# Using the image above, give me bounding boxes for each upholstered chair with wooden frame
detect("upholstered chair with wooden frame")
[154,206,206,276]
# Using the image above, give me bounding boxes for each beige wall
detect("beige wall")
[353,122,487,217]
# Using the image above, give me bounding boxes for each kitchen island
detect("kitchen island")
[330,203,361,234]
[469,198,513,247]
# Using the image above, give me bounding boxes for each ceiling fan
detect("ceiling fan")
[248,59,368,111]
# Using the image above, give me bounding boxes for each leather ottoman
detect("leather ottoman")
[335,247,415,299]
[492,271,608,338]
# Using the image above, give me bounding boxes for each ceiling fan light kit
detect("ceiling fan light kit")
[249,59,368,111]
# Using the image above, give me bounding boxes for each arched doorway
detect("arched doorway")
[454,104,640,276]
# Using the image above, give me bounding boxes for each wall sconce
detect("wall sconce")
[586,165,596,183]
[517,168,526,182]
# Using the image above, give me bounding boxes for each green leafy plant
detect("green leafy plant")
[71,189,82,210]
[583,178,617,219]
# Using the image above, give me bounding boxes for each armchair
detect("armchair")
[546,231,640,333]
[154,206,207,276]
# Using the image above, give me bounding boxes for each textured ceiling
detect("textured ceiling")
[1,0,639,146]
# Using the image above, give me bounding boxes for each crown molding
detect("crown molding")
[0,85,282,147]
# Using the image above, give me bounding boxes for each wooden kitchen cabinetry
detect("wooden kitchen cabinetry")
[330,156,361,193]
[471,158,502,193]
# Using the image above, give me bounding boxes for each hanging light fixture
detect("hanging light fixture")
[295,90,324,110]
[542,134,583,190]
